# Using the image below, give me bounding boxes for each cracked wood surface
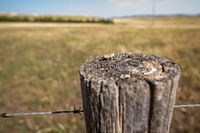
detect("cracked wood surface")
[80,52,180,133]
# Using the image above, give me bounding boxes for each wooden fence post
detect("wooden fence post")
[80,52,180,133]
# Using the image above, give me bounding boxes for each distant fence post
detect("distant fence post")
[80,52,181,133]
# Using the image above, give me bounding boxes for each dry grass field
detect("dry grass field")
[0,17,200,133]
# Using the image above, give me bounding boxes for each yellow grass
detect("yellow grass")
[0,17,199,133]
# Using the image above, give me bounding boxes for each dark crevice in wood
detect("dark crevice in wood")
[118,84,123,133]
[122,107,124,133]
[98,81,103,133]
[161,63,165,72]
[144,79,156,133]
[124,87,127,133]
[88,79,92,98]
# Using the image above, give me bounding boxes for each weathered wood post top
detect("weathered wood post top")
[80,52,181,133]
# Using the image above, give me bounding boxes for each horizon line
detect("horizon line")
[0,12,200,18]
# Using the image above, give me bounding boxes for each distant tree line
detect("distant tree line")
[0,14,113,24]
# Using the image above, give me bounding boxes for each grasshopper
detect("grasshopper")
[103,52,116,60]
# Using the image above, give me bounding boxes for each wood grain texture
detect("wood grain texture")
[80,52,180,133]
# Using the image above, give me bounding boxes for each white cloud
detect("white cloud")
[108,0,151,8]
[107,0,182,8]
[107,0,153,15]
[106,0,200,16]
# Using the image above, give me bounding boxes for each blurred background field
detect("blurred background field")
[0,16,200,133]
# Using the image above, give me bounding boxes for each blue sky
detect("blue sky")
[0,0,200,18]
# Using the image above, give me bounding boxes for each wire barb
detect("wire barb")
[0,113,12,118]
[73,107,83,115]
[0,107,84,118]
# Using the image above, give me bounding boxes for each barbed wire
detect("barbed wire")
[0,107,83,118]
[0,104,200,118]
[173,104,200,108]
